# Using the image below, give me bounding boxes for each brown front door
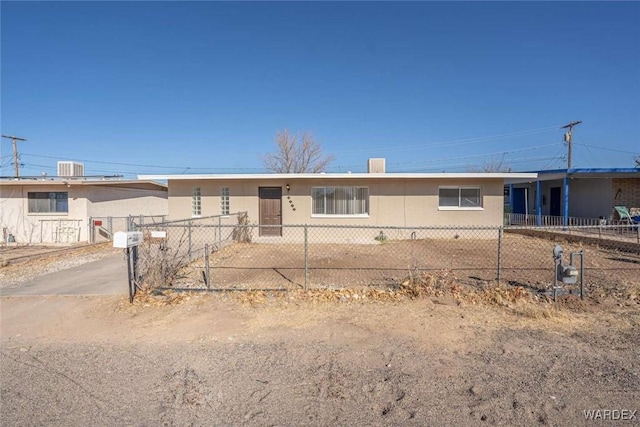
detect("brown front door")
[259,187,282,236]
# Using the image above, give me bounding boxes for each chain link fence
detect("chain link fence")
[134,216,640,297]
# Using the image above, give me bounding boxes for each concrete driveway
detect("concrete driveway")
[0,254,128,296]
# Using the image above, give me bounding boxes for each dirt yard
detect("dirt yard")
[1,241,639,426]
[159,234,640,301]
[1,289,639,426]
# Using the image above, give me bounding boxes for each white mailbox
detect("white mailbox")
[113,231,144,248]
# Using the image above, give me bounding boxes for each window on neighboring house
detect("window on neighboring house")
[439,187,482,209]
[192,187,201,217]
[220,187,230,215]
[28,192,68,213]
[312,187,369,216]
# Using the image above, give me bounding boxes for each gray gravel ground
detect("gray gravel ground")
[0,244,120,289]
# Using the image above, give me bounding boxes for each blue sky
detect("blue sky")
[1,1,639,178]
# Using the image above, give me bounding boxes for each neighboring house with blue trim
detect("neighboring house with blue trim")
[505,168,640,225]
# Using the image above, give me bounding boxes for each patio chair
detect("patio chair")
[613,205,635,225]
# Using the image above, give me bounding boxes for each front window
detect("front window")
[220,187,229,215]
[439,187,482,209]
[192,187,201,217]
[28,192,68,213]
[312,186,369,216]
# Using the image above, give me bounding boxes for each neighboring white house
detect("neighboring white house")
[0,177,168,244]
[140,163,536,240]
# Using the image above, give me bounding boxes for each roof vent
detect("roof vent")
[57,161,84,177]
[367,158,386,173]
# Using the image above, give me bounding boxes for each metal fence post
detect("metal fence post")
[204,243,210,289]
[188,220,192,258]
[304,225,308,291]
[126,248,134,303]
[132,245,139,285]
[108,217,113,238]
[497,226,503,284]
[218,216,222,248]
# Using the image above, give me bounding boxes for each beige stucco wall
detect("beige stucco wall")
[0,184,88,244]
[83,186,168,218]
[570,178,613,219]
[0,183,167,244]
[168,177,505,230]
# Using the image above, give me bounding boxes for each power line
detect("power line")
[330,142,559,171]
[539,146,567,171]
[21,153,192,170]
[21,153,265,171]
[574,143,638,155]
[20,162,268,176]
[574,134,598,168]
[17,124,573,175]
[333,124,562,155]
[386,143,558,167]
[400,155,560,172]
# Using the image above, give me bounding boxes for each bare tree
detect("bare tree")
[467,156,512,173]
[262,130,334,173]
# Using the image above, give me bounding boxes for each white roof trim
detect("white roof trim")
[0,179,167,189]
[138,173,538,181]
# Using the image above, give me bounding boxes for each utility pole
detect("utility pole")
[561,121,582,169]
[1,134,27,178]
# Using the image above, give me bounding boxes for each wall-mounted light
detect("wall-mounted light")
[286,183,290,193]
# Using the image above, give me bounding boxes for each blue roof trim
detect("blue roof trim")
[529,168,639,175]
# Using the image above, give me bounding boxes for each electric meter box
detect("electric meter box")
[113,231,143,248]
[557,264,579,284]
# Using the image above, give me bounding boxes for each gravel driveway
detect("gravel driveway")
[0,243,125,296]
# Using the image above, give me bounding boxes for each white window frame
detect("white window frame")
[220,187,230,216]
[311,186,370,217]
[438,186,483,210]
[192,187,201,217]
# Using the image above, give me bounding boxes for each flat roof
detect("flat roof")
[538,168,639,179]
[0,179,167,191]
[138,172,538,181]
[537,168,639,174]
[505,168,639,184]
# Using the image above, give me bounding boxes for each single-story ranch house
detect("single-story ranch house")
[140,165,536,240]
[1,177,168,244]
